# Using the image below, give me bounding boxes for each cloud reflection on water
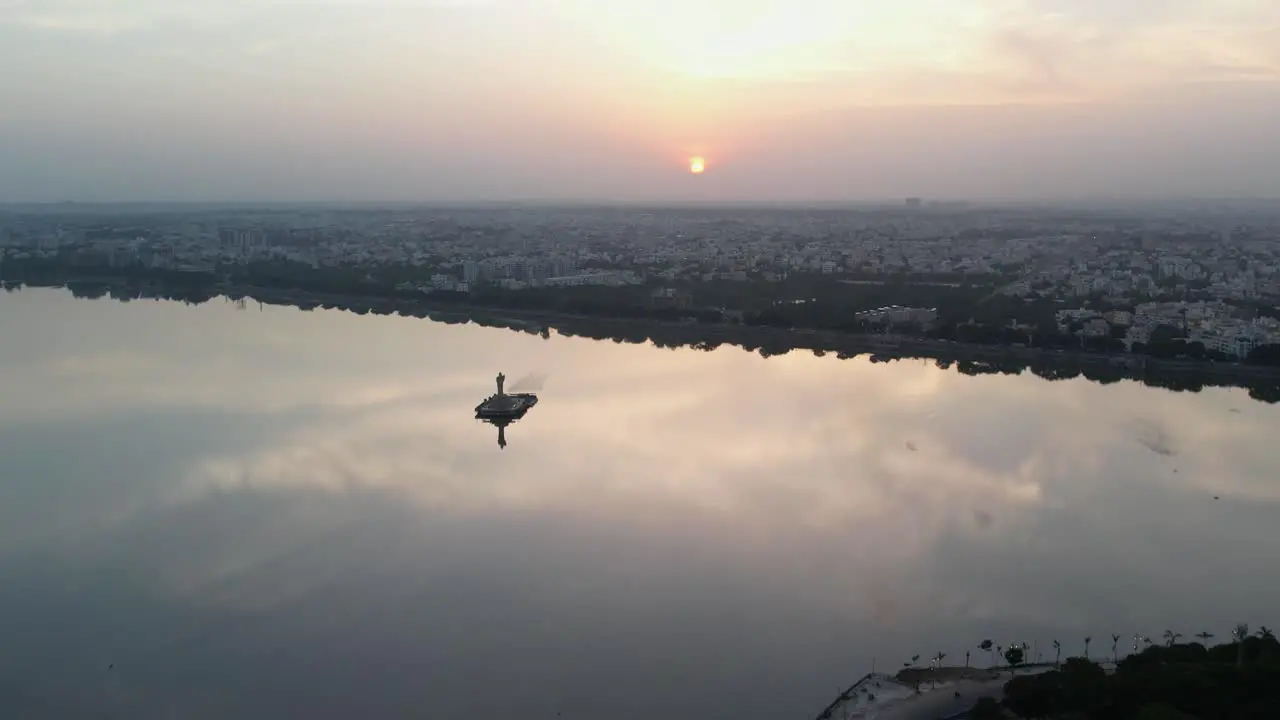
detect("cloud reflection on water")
[3,287,1280,719]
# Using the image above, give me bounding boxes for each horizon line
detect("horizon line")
[3,196,1280,209]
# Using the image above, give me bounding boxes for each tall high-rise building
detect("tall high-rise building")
[905,197,923,208]
[462,261,481,283]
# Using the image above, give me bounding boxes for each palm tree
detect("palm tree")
[1111,634,1121,663]
[1163,630,1182,647]
[1195,631,1214,646]
[1257,627,1275,641]
[1083,636,1092,660]
[903,655,921,692]
[1233,623,1249,666]
[1052,640,1062,668]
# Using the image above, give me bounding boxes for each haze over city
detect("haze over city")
[1,0,1278,202]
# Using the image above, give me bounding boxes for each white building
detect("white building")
[854,305,938,325]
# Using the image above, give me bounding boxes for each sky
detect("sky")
[0,0,1278,202]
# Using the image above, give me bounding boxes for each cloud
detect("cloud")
[4,1,1276,103]
[2,0,1279,200]
[0,0,498,36]
[972,0,1280,100]
[0,0,218,35]
[661,0,1280,104]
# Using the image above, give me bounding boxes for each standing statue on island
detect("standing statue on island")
[475,371,536,427]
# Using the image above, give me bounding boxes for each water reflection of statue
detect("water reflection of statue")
[483,418,511,449]
[496,372,505,396]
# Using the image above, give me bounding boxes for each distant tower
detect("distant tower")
[497,424,507,449]
[905,197,922,209]
[496,372,505,396]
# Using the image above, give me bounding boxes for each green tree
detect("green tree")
[1059,658,1109,715]
[968,696,1003,720]
[1248,344,1280,366]
[1135,703,1198,720]
[1003,672,1051,718]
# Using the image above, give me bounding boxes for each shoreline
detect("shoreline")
[224,283,1280,382]
[8,274,1280,389]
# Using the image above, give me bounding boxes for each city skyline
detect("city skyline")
[1,0,1278,202]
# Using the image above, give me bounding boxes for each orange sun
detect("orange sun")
[688,156,706,174]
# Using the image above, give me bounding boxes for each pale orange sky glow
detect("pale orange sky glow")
[0,0,1278,201]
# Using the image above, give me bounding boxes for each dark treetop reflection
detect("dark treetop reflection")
[2,288,1279,719]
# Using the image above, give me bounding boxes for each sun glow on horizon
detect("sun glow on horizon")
[689,156,706,174]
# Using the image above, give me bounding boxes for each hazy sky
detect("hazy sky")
[1,0,1277,202]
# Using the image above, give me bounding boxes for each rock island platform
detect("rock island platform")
[475,372,538,421]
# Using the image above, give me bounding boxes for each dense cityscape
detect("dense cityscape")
[4,201,1280,365]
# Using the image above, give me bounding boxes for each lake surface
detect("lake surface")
[2,287,1279,719]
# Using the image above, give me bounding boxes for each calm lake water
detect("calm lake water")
[2,287,1279,719]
